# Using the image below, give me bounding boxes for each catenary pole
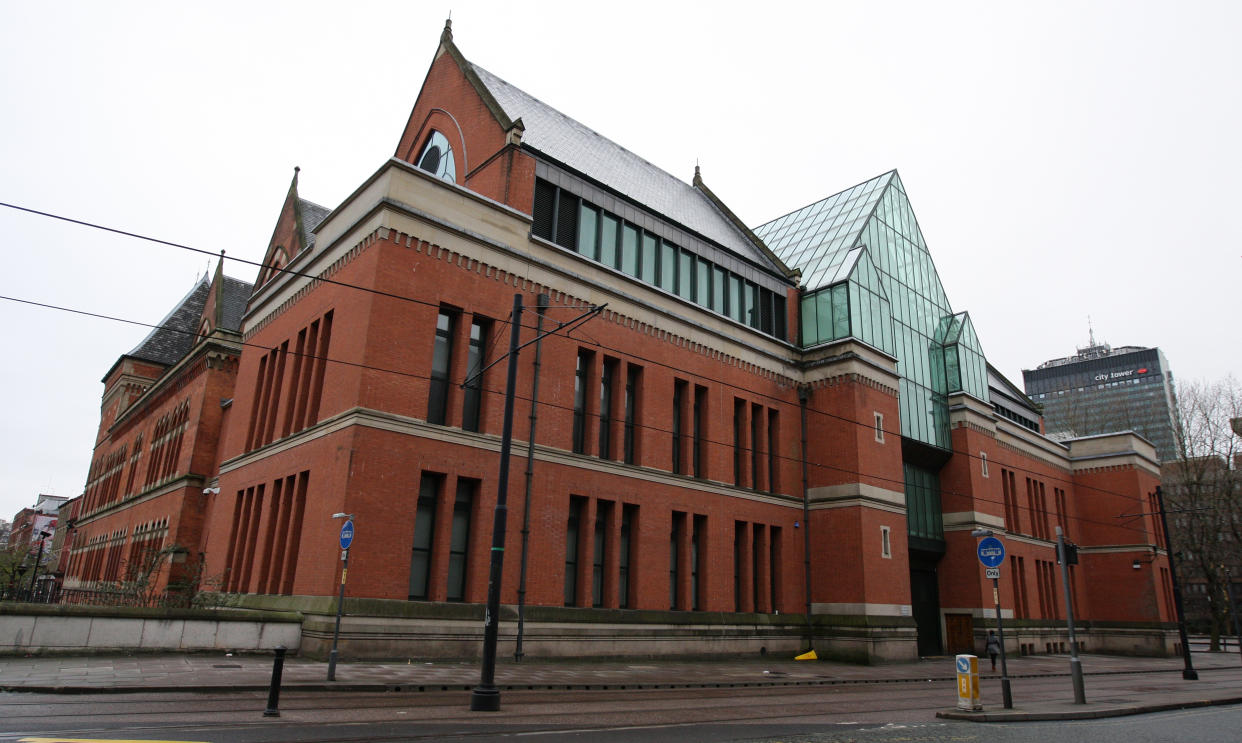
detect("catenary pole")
[1056,526,1086,703]
[1155,485,1198,680]
[798,384,814,652]
[514,293,548,662]
[471,293,523,711]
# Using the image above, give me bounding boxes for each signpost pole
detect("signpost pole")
[993,576,1012,709]
[976,533,1012,709]
[328,516,354,682]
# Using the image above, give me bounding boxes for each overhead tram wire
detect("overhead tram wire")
[0,200,594,320]
[1,201,1161,523]
[2,292,1155,541]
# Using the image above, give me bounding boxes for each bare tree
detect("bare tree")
[1163,377,1242,649]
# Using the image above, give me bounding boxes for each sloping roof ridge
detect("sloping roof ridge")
[126,277,210,359]
[470,62,689,191]
[755,169,896,232]
[692,170,797,279]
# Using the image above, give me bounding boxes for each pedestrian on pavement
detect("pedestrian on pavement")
[985,630,1001,671]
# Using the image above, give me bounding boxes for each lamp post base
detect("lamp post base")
[470,686,501,711]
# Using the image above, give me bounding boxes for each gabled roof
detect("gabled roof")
[253,169,330,291]
[125,274,252,368]
[127,280,212,366]
[468,62,783,272]
[753,171,897,291]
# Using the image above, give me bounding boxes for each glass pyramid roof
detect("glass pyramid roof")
[754,171,894,290]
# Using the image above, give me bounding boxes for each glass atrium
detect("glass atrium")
[755,171,990,452]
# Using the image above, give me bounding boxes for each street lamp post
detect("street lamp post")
[1155,485,1198,680]
[327,513,355,682]
[27,531,51,601]
[1055,526,1086,704]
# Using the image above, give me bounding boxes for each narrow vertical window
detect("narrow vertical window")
[620,224,639,276]
[599,214,619,268]
[565,496,584,606]
[462,318,488,432]
[733,398,746,486]
[672,379,687,474]
[599,358,617,459]
[659,240,677,293]
[572,350,592,454]
[881,525,892,558]
[692,514,706,611]
[980,451,989,478]
[555,190,579,249]
[670,511,684,610]
[428,311,455,425]
[619,504,636,608]
[874,412,885,443]
[733,521,745,612]
[409,473,441,600]
[678,250,694,299]
[623,365,641,465]
[767,408,779,493]
[696,257,711,308]
[751,402,763,491]
[577,203,598,258]
[446,478,476,601]
[592,502,607,607]
[640,233,657,283]
[693,385,707,478]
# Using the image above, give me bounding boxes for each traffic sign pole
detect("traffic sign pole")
[328,519,354,682]
[993,575,1012,709]
[977,534,1012,709]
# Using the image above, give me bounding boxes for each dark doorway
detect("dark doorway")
[910,567,943,656]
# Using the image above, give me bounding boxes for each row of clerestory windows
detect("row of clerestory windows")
[532,179,787,341]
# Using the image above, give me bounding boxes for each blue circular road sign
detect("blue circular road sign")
[339,520,355,550]
[977,536,1005,568]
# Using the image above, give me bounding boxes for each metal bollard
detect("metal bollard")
[264,646,287,717]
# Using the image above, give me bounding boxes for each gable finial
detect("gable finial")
[693,161,702,187]
[442,16,453,44]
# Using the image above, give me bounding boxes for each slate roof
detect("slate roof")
[469,63,777,270]
[298,198,330,250]
[127,275,253,366]
[219,275,252,332]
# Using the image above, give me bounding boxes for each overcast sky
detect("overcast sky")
[1,1,1238,521]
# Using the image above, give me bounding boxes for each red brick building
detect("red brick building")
[62,263,250,603]
[65,22,1176,661]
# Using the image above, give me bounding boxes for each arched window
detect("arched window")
[417,130,457,183]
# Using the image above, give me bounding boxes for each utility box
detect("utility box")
[955,654,981,711]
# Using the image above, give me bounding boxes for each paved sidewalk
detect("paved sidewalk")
[1,649,1239,722]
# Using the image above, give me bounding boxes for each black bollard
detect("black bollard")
[264,646,287,717]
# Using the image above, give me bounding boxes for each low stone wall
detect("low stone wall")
[0,603,303,655]
[229,595,920,663]
[972,621,1177,658]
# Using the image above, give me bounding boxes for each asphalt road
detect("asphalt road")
[1,681,1240,743]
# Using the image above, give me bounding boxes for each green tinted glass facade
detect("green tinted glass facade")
[903,463,943,541]
[757,171,991,451]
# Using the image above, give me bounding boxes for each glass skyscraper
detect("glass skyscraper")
[1023,344,1179,461]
